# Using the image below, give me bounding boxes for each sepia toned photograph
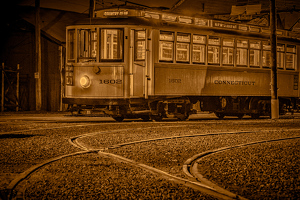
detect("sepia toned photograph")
[0,0,299,199]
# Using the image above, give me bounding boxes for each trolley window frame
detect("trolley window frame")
[277,43,285,69]
[262,40,271,68]
[134,30,146,61]
[176,32,191,63]
[236,39,248,67]
[286,44,296,70]
[192,34,206,64]
[159,31,175,62]
[67,29,76,63]
[222,38,235,66]
[77,28,98,63]
[100,28,124,62]
[249,40,261,68]
[207,36,220,65]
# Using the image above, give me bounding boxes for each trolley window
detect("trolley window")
[67,29,75,62]
[78,29,97,62]
[100,29,123,61]
[222,38,234,65]
[262,41,271,68]
[250,40,261,67]
[192,35,206,63]
[135,30,146,61]
[277,44,285,69]
[176,33,190,62]
[286,45,296,70]
[159,31,174,62]
[236,39,248,66]
[208,36,220,64]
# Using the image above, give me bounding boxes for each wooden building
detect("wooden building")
[0,6,85,111]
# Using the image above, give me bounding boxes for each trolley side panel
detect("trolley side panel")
[154,64,299,97]
[154,64,207,95]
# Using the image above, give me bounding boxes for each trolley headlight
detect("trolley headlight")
[80,75,91,88]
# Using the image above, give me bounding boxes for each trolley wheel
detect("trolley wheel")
[237,114,244,119]
[215,112,225,119]
[141,116,150,122]
[250,113,260,119]
[71,109,82,116]
[177,114,189,121]
[151,115,163,122]
[113,116,124,122]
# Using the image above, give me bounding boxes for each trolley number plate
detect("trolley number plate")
[99,79,122,84]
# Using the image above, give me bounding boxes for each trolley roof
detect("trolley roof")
[69,7,300,43]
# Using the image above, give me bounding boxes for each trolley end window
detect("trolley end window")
[135,30,146,61]
[78,29,97,62]
[100,29,123,61]
[67,29,75,62]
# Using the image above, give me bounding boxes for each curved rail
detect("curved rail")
[70,129,255,200]
[6,150,98,200]
[6,124,300,200]
[183,136,300,200]
[6,125,189,199]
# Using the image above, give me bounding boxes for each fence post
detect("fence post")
[1,63,4,112]
[16,64,20,111]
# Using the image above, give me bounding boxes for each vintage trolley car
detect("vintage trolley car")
[62,7,300,121]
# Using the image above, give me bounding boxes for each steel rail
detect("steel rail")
[70,129,255,200]
[6,125,188,199]
[183,136,300,200]
[6,124,300,200]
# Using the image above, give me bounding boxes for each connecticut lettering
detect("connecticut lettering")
[214,80,255,85]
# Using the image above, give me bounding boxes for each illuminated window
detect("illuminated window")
[100,29,123,61]
[135,30,146,61]
[208,36,220,64]
[222,38,234,65]
[277,44,285,69]
[159,31,174,61]
[262,41,271,68]
[250,40,261,67]
[286,45,296,70]
[192,35,206,63]
[236,39,248,66]
[67,29,75,62]
[176,33,190,62]
[78,29,97,62]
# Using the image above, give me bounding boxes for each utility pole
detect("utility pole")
[89,0,95,18]
[270,0,279,119]
[35,0,42,110]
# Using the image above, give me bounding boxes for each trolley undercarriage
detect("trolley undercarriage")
[63,96,297,121]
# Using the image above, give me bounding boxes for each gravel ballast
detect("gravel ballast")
[197,139,300,199]
[23,154,217,200]
[0,114,299,199]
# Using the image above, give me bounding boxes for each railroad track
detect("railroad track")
[183,136,300,200]
[2,123,300,200]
